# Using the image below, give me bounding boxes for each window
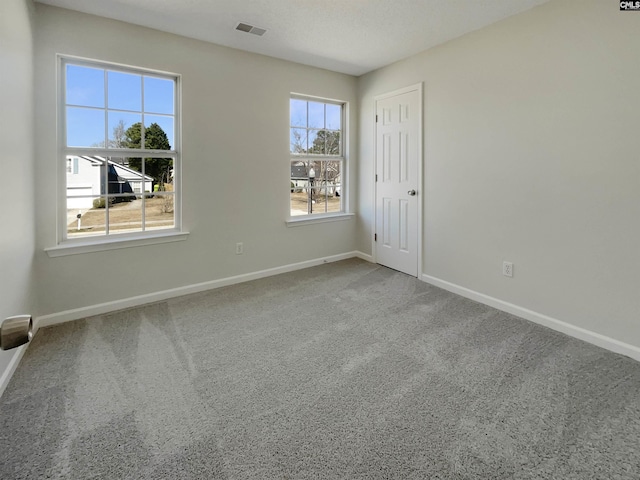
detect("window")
[60,57,180,241]
[66,157,78,174]
[290,96,344,217]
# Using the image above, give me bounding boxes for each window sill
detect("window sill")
[45,230,189,257]
[286,213,354,227]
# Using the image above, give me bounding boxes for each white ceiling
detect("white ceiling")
[35,0,551,76]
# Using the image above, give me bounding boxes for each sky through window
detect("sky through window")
[66,65,175,148]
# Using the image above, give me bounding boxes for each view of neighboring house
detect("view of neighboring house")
[290,162,341,196]
[290,163,308,191]
[66,156,154,209]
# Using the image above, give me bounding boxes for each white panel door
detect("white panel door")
[375,88,420,276]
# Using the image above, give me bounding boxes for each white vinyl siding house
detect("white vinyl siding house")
[66,156,153,210]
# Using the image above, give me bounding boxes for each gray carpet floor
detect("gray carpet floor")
[1,258,640,479]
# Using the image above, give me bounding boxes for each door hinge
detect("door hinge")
[375,114,378,123]
[375,174,378,182]
[374,233,377,242]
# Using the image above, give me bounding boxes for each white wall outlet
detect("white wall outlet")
[503,261,513,278]
[235,242,244,255]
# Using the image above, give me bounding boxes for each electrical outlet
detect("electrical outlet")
[503,261,513,278]
[236,242,244,255]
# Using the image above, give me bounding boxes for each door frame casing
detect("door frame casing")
[372,83,424,277]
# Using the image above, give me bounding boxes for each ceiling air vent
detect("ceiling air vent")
[235,22,267,36]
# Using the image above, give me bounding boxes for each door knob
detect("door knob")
[408,189,417,196]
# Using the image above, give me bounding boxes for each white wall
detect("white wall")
[358,0,640,347]
[0,0,35,381]
[33,4,358,317]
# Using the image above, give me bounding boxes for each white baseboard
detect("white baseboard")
[421,273,640,362]
[36,251,367,330]
[354,251,374,263]
[0,344,28,398]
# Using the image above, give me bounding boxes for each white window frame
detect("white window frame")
[287,94,352,225]
[47,55,186,256]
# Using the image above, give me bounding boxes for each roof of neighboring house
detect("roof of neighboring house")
[291,164,308,180]
[79,156,154,182]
